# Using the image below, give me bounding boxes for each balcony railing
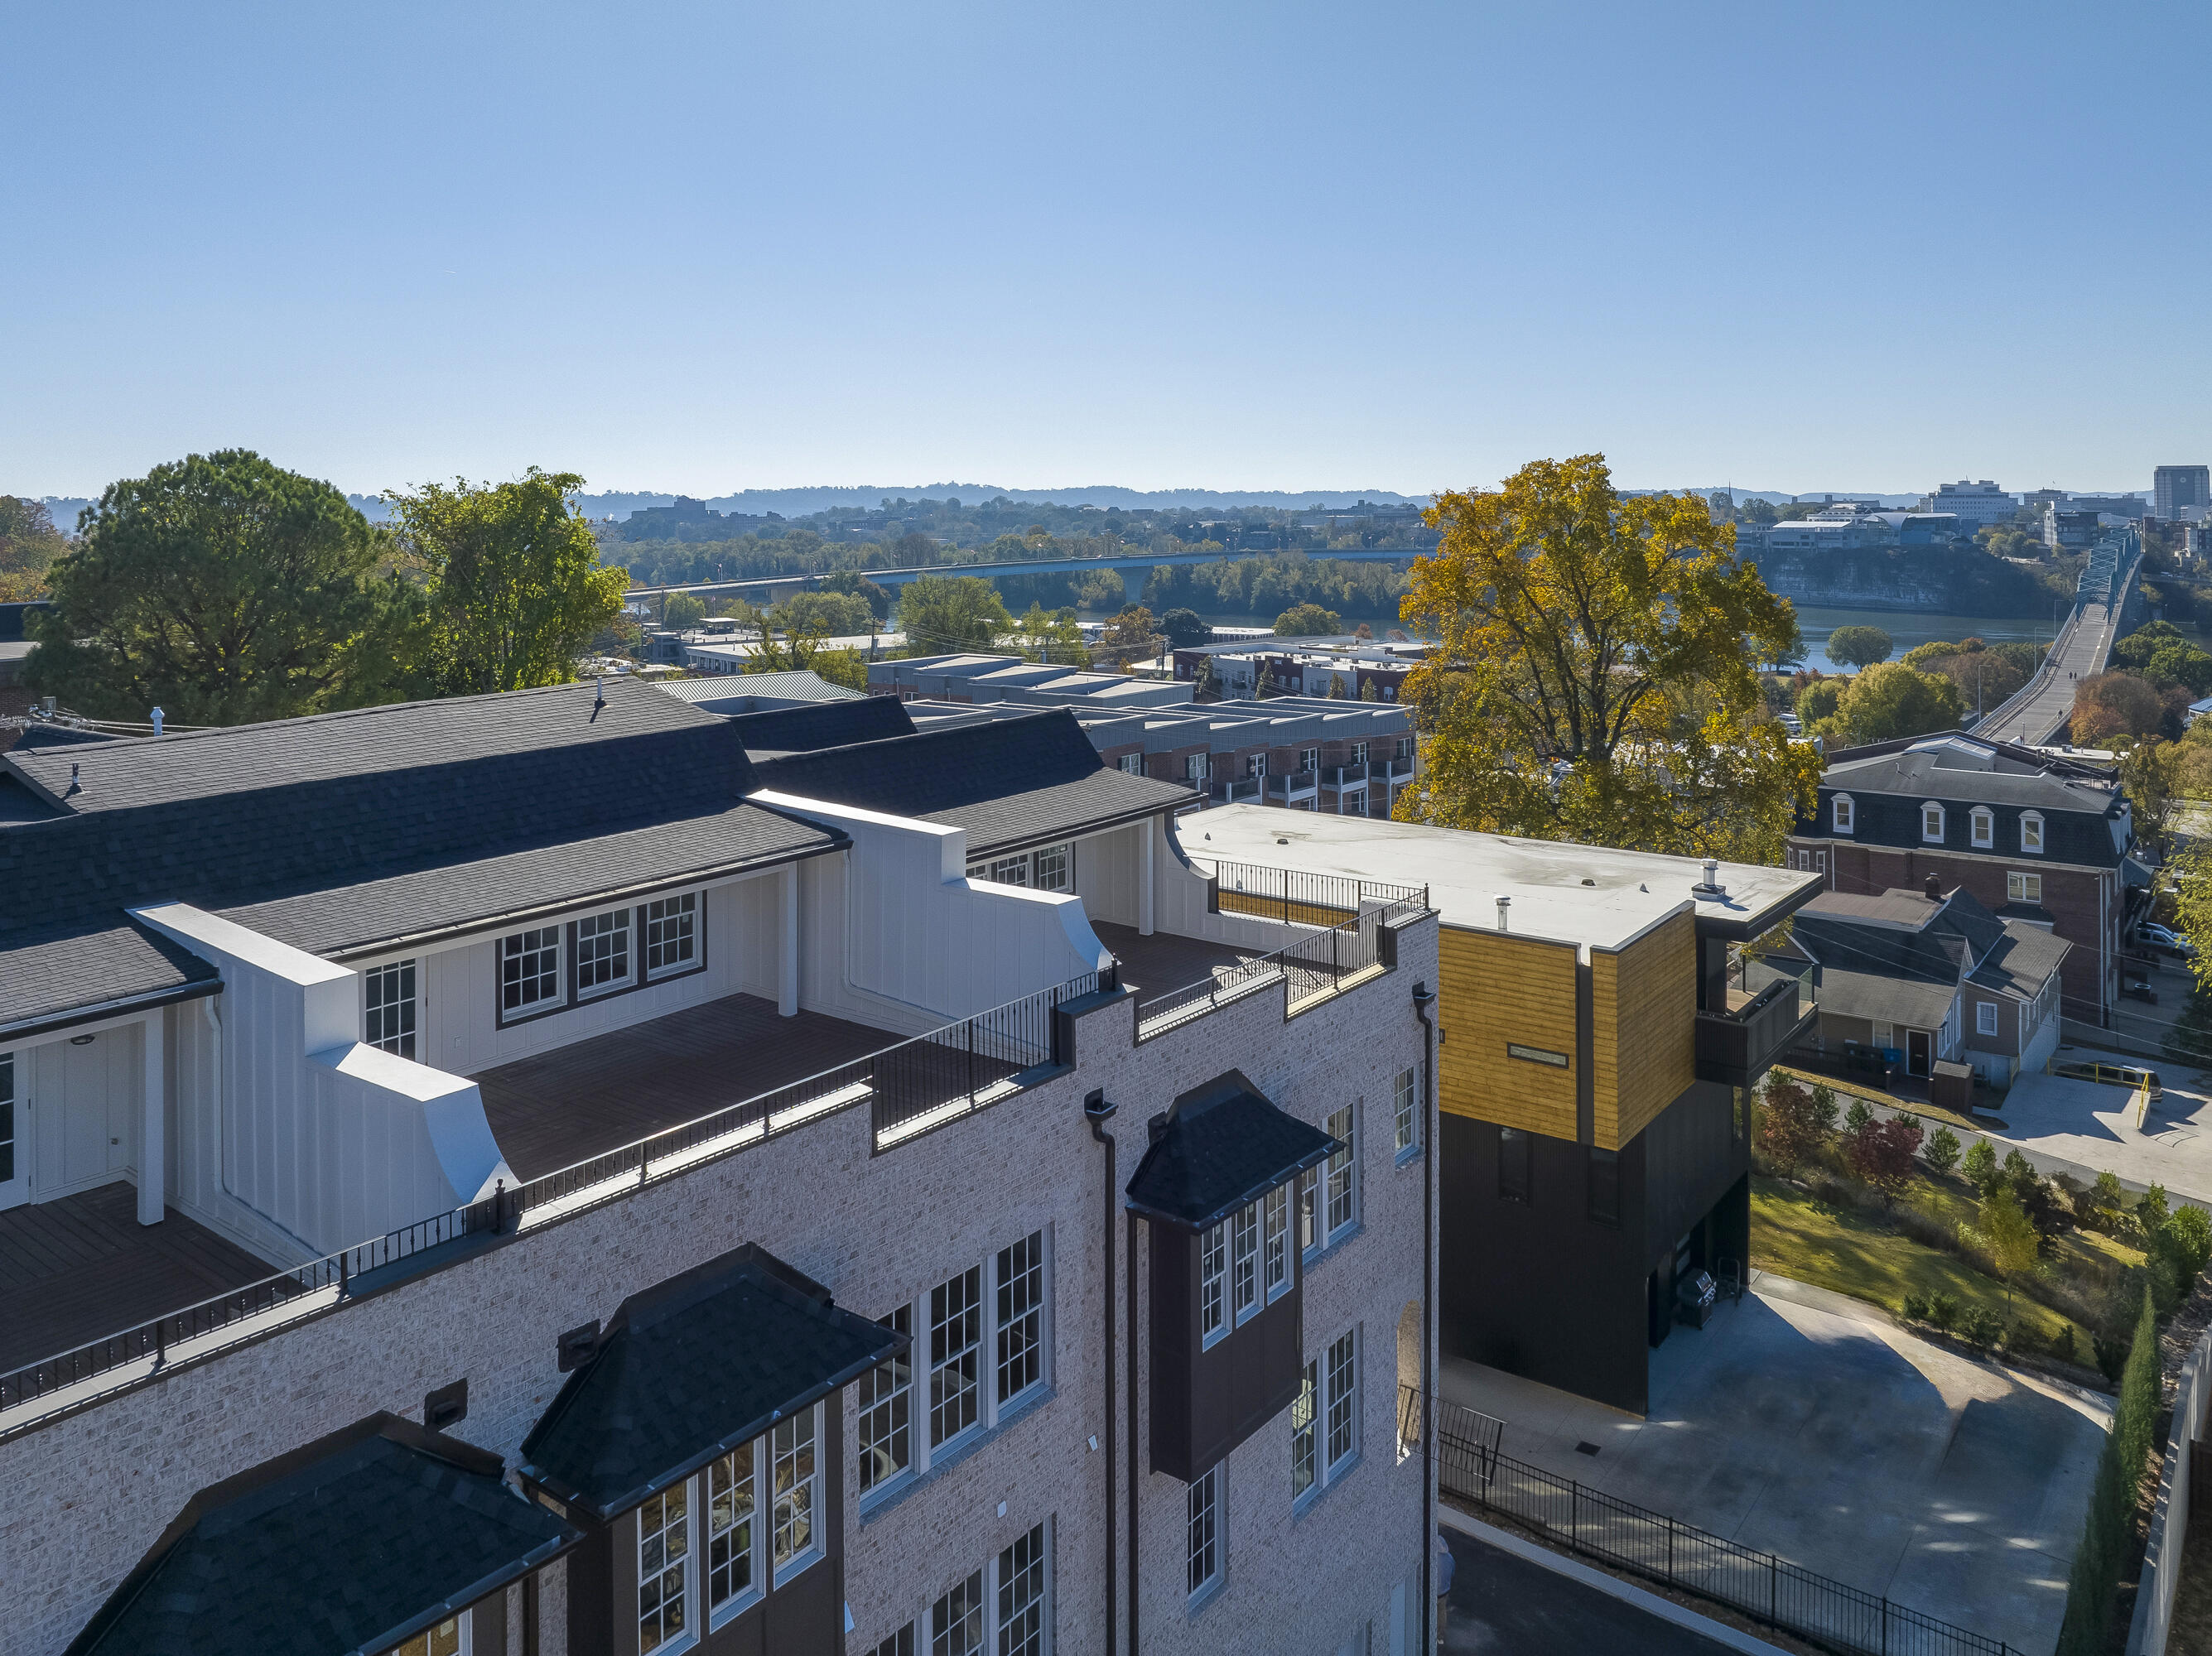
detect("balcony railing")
[1320,762,1370,788]
[1206,858,1428,928]
[1265,772,1318,801]
[1694,956,1819,1089]
[1380,756,1415,784]
[0,967,1109,1434]
[1207,777,1263,805]
[1136,888,1429,1041]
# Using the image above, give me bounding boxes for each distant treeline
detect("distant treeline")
[1141,554,1410,622]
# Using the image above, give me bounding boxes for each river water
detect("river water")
[1789,606,2065,674]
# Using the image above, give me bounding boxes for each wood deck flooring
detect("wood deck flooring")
[472,994,904,1179]
[0,1182,285,1376]
[1092,922,1270,1001]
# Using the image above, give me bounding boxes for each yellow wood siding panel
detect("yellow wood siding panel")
[1591,911,1695,1150]
[1438,927,1579,1138]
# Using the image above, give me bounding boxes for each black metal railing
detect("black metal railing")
[0,968,1105,1428]
[1136,892,1424,1041]
[1204,858,1427,927]
[1424,1391,2015,1656]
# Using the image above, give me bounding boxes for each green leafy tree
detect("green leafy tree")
[0,496,68,600]
[817,571,893,622]
[662,591,707,628]
[1825,625,1893,672]
[1399,455,1819,860]
[1795,677,1844,723]
[1843,1098,1876,1138]
[1808,1083,1840,1134]
[1814,662,1965,746]
[1326,672,1347,698]
[1159,607,1210,648]
[387,469,627,695]
[1097,605,1159,668]
[1275,601,1342,637]
[896,574,1012,654]
[1981,1185,2041,1303]
[775,590,875,638]
[1010,603,1085,665]
[1360,676,1379,700]
[1962,1137,1999,1195]
[1924,1124,1961,1177]
[27,449,417,723]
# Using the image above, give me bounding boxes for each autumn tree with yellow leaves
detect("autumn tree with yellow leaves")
[1397,455,1821,863]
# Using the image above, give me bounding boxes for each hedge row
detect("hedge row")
[2056,1292,2163,1654]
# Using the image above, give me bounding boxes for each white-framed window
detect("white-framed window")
[983,854,1030,888]
[771,1405,820,1581]
[1832,793,1853,834]
[1263,1185,1290,1299]
[1872,1020,1895,1051]
[1816,850,1827,873]
[859,1306,913,1497]
[638,1482,692,1653]
[1199,1220,1227,1345]
[2021,811,2045,854]
[995,1230,1045,1403]
[1290,1358,1318,1502]
[2008,871,2043,904]
[1300,747,1319,773]
[899,1521,1050,1656]
[575,908,634,998]
[1187,1465,1221,1599]
[1921,802,1945,843]
[1351,741,1368,765]
[1970,807,1993,849]
[364,959,417,1059]
[931,1568,986,1655]
[1323,1105,1357,1240]
[1976,1002,1999,1036]
[393,1617,469,1656]
[929,1265,984,1448]
[1245,753,1267,778]
[1031,844,1071,894]
[1395,735,1414,759]
[1393,1066,1418,1156]
[0,1052,15,1189]
[1119,753,1144,775]
[1298,1167,1320,1259]
[645,893,698,977]
[1347,791,1367,816]
[500,926,561,1013]
[1231,1203,1260,1322]
[1183,753,1209,782]
[706,1441,759,1613]
[1324,1327,1360,1474]
[996,1524,1048,1656]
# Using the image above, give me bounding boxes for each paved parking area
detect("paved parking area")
[1988,1042,2212,1206]
[1441,1282,2111,1656]
[1443,1524,1751,1655]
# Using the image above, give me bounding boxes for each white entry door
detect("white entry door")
[0,1052,25,1211]
[30,1027,140,1199]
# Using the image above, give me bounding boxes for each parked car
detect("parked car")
[2053,1058,2163,1104]
[2139,922,2195,960]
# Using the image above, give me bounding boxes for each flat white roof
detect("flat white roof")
[1183,806,1820,952]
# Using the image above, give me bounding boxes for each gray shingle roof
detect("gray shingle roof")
[658,670,867,710]
[723,696,915,758]
[68,1414,577,1656]
[519,1245,904,1520]
[752,708,1193,856]
[1805,732,2128,868]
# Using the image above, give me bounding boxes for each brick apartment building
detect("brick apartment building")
[0,683,1439,1656]
[1784,731,2150,1030]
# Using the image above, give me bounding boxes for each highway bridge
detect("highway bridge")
[1973,531,2143,746]
[622,543,1423,604]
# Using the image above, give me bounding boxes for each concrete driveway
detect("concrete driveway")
[1440,1281,2111,1656]
[1988,1043,2212,1207]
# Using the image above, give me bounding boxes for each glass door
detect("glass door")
[0,1052,24,1211]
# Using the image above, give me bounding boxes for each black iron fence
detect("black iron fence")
[1204,858,1427,928]
[0,969,1106,1429]
[1135,893,1424,1041]
[1424,1392,2017,1656]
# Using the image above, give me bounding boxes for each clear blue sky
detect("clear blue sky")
[8,2,2209,501]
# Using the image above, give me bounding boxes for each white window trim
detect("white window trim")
[1392,1066,1419,1161]
[1187,1463,1222,1605]
[1231,1203,1260,1326]
[1263,1184,1291,1302]
[499,925,564,1019]
[637,1483,696,1655]
[2020,811,2045,854]
[573,907,635,1002]
[1920,801,1945,844]
[1323,1104,1358,1244]
[363,958,418,1060]
[1832,793,1854,834]
[705,1442,765,1627]
[869,1228,1053,1506]
[1970,808,1993,849]
[1976,1001,1999,1036]
[770,1403,824,1587]
[1323,1326,1361,1479]
[643,891,701,982]
[1199,1220,1228,1349]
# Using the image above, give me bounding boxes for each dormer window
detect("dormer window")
[2021,811,2044,854]
[1970,808,1993,849]
[1832,794,1854,834]
[1921,802,1945,844]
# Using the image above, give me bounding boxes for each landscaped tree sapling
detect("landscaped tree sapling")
[1843,1098,1877,1138]
[1981,1185,2041,1305]
[1924,1125,1962,1177]
[1962,1138,1999,1195]
[2091,1170,2126,1224]
[1846,1116,1924,1208]
[1757,1076,1825,1177]
[1809,1083,1840,1135]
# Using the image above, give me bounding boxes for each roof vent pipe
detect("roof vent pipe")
[1925,873,1942,900]
[149,706,163,737]
[1694,859,1726,898]
[1496,894,1511,932]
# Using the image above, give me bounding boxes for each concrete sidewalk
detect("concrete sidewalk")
[1442,1280,2111,1655]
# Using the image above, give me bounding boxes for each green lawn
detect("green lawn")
[1751,1175,2095,1352]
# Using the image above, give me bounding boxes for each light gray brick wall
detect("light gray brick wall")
[0,914,1439,1656]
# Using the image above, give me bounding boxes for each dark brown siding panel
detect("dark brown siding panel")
[761,1558,841,1655]
[566,1522,616,1656]
[471,1587,507,1656]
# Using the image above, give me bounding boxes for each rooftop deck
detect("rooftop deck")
[474,994,908,1178]
[0,1183,284,1377]
[1092,922,1269,1000]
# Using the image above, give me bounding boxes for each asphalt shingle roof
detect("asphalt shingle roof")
[723,696,915,758]
[69,1415,577,1656]
[520,1245,904,1520]
[1123,1070,1342,1231]
[1804,733,2129,869]
[1790,882,2067,1034]
[658,670,865,709]
[752,707,1193,856]
[0,680,842,1032]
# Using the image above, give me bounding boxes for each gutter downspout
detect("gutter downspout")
[1085,1090,1119,1656]
[1411,979,1439,1652]
[1126,1208,1140,1656]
